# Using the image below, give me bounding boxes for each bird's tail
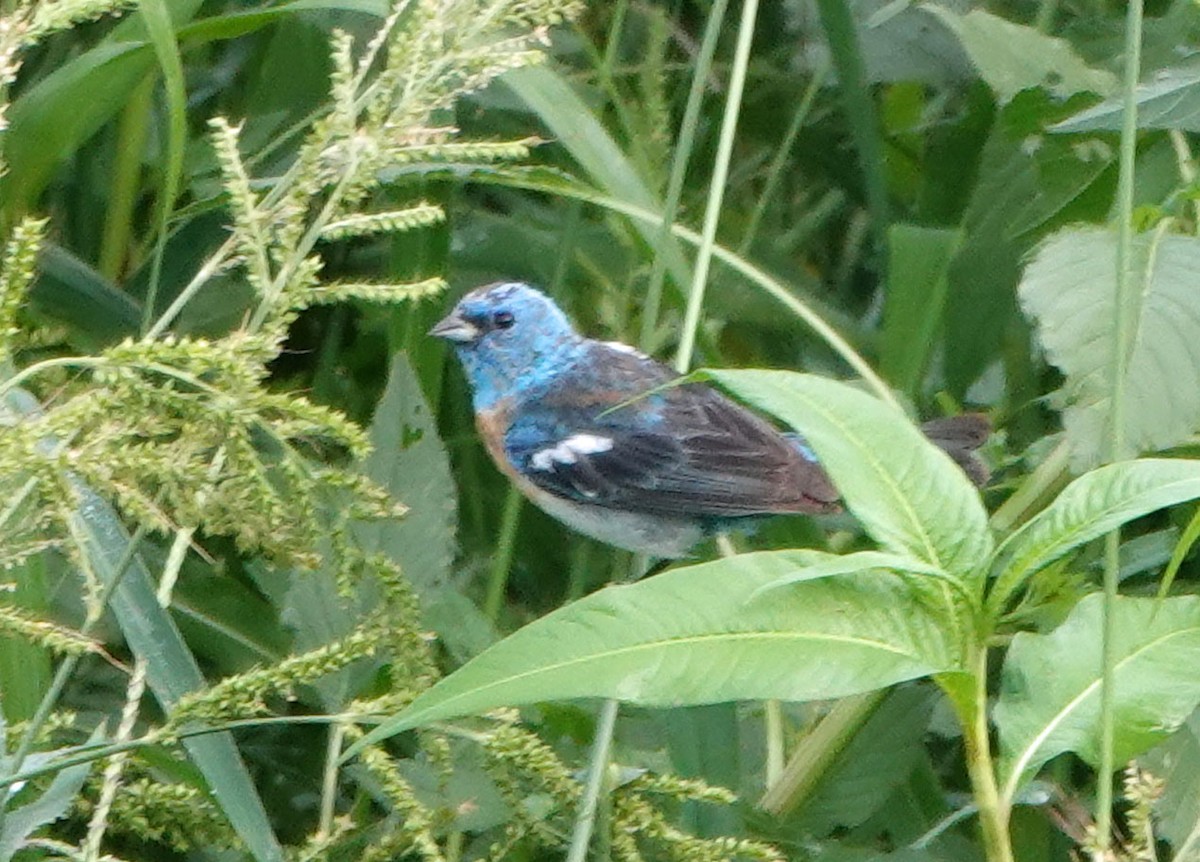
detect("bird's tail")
[920,413,991,487]
[785,413,992,488]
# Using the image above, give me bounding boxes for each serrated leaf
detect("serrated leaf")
[925,7,1116,103]
[990,459,1200,609]
[1053,64,1200,133]
[346,550,959,753]
[1019,227,1200,469]
[355,352,456,593]
[71,484,284,862]
[995,594,1200,804]
[703,370,992,579]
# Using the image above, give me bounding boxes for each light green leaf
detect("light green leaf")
[704,370,992,578]
[990,459,1200,610]
[924,7,1116,104]
[346,550,958,753]
[748,550,948,602]
[1053,64,1200,133]
[0,729,101,862]
[1018,227,1200,469]
[996,594,1200,804]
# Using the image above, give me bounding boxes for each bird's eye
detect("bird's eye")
[493,310,515,330]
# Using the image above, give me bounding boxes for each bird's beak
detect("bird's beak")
[428,310,480,343]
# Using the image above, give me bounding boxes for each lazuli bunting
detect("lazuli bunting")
[431,281,988,558]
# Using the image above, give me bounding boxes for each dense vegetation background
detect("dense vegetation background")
[2,0,1200,860]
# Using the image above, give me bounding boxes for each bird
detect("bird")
[430,281,989,558]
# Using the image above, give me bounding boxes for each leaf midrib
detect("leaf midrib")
[1000,622,1200,803]
[398,627,945,729]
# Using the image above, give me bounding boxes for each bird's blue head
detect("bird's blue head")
[429,281,581,410]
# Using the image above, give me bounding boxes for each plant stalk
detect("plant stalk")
[1096,0,1144,848]
[962,648,1014,862]
[673,0,760,372]
[566,698,619,862]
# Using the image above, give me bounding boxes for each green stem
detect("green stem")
[317,723,347,840]
[639,0,730,349]
[764,700,784,789]
[759,691,883,816]
[566,698,619,862]
[673,0,760,373]
[483,487,523,622]
[1096,0,1144,848]
[962,649,1014,862]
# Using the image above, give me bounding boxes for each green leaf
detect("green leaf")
[68,482,283,862]
[356,352,457,593]
[924,7,1117,104]
[1140,710,1200,856]
[995,593,1200,804]
[798,686,936,833]
[703,370,992,578]
[748,550,948,601]
[31,245,142,348]
[4,43,152,217]
[990,459,1200,610]
[0,729,101,862]
[1018,227,1200,469]
[882,224,963,394]
[346,550,958,752]
[1053,64,1200,133]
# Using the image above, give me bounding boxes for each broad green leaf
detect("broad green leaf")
[0,728,101,862]
[990,460,1200,609]
[996,594,1200,804]
[882,224,962,395]
[356,353,457,593]
[798,686,936,833]
[925,7,1116,104]
[347,550,958,752]
[749,550,948,601]
[943,90,1114,397]
[704,370,992,578]
[1053,64,1200,133]
[1018,227,1200,469]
